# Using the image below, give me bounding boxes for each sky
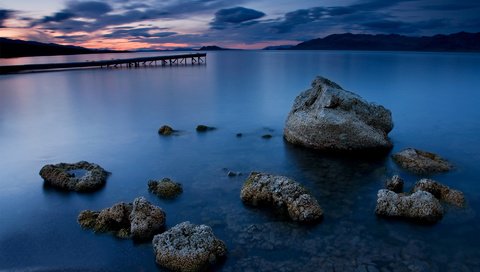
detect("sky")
[0,0,479,50]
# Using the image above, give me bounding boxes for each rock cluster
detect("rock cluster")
[240,172,323,223]
[148,178,183,199]
[78,197,165,240]
[375,189,444,223]
[39,161,109,192]
[152,221,227,272]
[392,148,452,174]
[412,179,465,207]
[284,76,393,153]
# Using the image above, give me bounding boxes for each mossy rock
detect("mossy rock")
[148,178,183,199]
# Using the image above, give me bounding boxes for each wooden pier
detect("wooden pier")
[0,53,206,74]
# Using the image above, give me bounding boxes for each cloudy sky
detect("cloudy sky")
[0,0,479,50]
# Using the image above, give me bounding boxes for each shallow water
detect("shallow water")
[0,51,479,271]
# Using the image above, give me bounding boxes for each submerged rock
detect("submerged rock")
[148,178,183,199]
[240,172,323,223]
[196,125,216,132]
[261,134,272,139]
[412,179,465,207]
[158,125,174,136]
[39,161,109,192]
[392,148,453,175]
[152,221,227,272]
[385,175,404,193]
[284,76,393,153]
[77,197,165,240]
[375,189,443,223]
[236,133,243,137]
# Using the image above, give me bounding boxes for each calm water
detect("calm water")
[0,51,479,271]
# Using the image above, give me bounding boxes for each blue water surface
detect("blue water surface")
[0,51,479,271]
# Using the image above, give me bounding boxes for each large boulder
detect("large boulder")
[392,148,453,174]
[78,197,165,240]
[39,161,109,192]
[284,76,393,153]
[152,221,227,272]
[412,179,465,207]
[240,172,323,223]
[375,189,444,223]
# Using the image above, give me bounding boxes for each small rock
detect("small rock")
[39,161,109,192]
[412,179,465,207]
[392,148,452,174]
[261,134,272,139]
[77,197,166,240]
[240,172,323,223]
[148,178,183,199]
[227,171,238,177]
[196,125,216,132]
[375,189,443,223]
[385,175,404,193]
[152,221,227,271]
[236,133,243,137]
[158,125,174,135]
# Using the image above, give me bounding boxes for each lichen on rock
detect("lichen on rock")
[392,148,452,175]
[39,161,109,192]
[152,221,227,272]
[412,179,465,207]
[77,197,165,240]
[148,178,183,199]
[240,172,323,223]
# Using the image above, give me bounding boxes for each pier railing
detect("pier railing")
[0,53,206,74]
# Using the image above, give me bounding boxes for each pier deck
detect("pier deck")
[0,53,206,74]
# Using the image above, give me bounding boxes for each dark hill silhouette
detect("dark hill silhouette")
[290,32,480,52]
[0,38,124,58]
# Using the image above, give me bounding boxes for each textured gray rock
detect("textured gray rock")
[39,161,109,192]
[152,221,227,272]
[78,197,165,239]
[148,178,183,199]
[375,189,444,223]
[130,197,166,240]
[392,148,452,174]
[385,175,404,193]
[284,76,393,152]
[240,172,323,223]
[412,179,465,207]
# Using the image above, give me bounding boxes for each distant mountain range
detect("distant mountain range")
[285,32,480,52]
[0,38,124,58]
[1,32,479,58]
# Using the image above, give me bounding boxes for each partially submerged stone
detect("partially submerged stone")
[261,134,272,139]
[392,148,452,175]
[158,125,174,136]
[196,125,216,132]
[375,189,444,223]
[78,197,165,240]
[284,76,393,153]
[240,172,323,223]
[412,179,465,207]
[148,178,183,199]
[39,161,109,192]
[385,175,404,193]
[152,221,227,272]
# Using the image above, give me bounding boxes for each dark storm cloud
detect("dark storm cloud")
[210,7,265,29]
[39,11,75,23]
[67,1,113,17]
[0,9,14,27]
[272,7,325,33]
[103,27,177,38]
